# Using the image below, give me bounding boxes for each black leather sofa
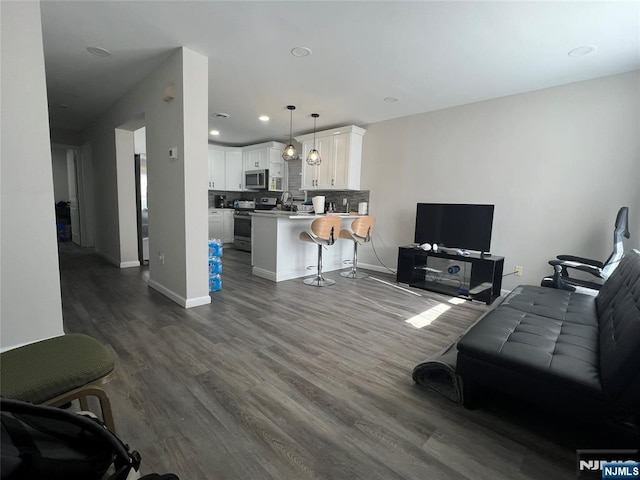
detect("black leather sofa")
[456,249,640,420]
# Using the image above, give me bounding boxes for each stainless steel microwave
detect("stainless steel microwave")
[245,169,268,189]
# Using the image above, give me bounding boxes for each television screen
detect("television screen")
[414,203,494,252]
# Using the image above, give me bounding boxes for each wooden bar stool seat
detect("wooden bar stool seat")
[0,333,117,432]
[339,216,376,279]
[299,216,343,286]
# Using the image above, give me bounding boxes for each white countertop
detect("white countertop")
[250,211,366,220]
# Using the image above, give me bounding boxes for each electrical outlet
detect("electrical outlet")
[515,265,523,277]
[158,252,165,264]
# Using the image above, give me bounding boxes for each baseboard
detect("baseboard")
[185,295,212,308]
[148,279,211,308]
[94,250,140,269]
[358,262,396,276]
[95,249,119,267]
[120,260,141,269]
[252,267,277,282]
[0,333,64,353]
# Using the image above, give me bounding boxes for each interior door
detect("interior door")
[66,150,81,245]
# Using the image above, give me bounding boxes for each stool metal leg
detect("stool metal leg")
[340,241,368,279]
[304,244,336,286]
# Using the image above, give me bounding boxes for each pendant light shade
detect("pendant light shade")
[306,113,321,166]
[282,105,297,162]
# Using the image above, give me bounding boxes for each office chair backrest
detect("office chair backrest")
[602,206,630,279]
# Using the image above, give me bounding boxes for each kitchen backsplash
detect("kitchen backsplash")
[307,190,370,213]
[208,189,370,213]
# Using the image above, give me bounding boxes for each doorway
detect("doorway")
[51,145,81,246]
[134,153,149,264]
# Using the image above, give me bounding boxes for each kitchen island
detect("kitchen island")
[251,211,367,282]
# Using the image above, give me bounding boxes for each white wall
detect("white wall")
[83,47,210,307]
[359,71,640,290]
[1,1,64,349]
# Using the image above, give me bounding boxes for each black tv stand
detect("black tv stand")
[397,246,504,305]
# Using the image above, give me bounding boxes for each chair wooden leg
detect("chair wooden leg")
[79,396,90,411]
[44,382,116,433]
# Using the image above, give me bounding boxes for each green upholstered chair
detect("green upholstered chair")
[0,333,116,432]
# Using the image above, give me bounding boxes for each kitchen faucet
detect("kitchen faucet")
[281,191,294,211]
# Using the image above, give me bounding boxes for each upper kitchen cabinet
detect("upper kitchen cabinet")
[224,148,243,191]
[243,148,268,170]
[208,145,243,191]
[208,145,225,190]
[296,125,366,190]
[242,141,286,192]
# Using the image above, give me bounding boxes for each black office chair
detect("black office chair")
[541,206,630,292]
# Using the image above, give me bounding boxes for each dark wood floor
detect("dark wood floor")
[58,244,621,479]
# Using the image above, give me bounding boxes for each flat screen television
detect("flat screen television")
[414,203,494,253]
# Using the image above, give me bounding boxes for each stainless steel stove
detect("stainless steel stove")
[233,200,255,251]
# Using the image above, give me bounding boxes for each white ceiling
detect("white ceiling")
[41,1,640,146]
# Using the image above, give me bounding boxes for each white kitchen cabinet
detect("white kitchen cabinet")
[209,145,243,191]
[208,145,225,190]
[224,148,243,191]
[222,210,234,243]
[208,209,224,238]
[296,125,365,190]
[209,209,234,243]
[243,149,268,171]
[242,141,286,192]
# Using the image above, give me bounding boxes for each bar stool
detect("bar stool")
[299,216,343,286]
[339,216,376,279]
[0,333,117,432]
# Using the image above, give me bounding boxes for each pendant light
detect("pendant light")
[306,113,321,165]
[282,105,297,162]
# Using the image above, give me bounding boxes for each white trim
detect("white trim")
[95,248,120,267]
[185,295,212,308]
[0,334,64,353]
[148,279,211,308]
[252,267,277,282]
[120,260,141,269]
[148,279,186,306]
[357,262,396,275]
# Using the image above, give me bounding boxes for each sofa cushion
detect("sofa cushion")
[457,285,601,393]
[500,285,599,325]
[595,249,640,413]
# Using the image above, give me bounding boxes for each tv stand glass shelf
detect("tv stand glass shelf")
[396,246,504,305]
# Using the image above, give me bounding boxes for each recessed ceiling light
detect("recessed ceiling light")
[384,96,399,103]
[259,115,270,122]
[213,112,230,118]
[209,130,220,136]
[86,46,111,57]
[291,47,312,57]
[568,45,596,57]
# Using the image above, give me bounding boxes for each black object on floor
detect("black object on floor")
[0,398,179,480]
